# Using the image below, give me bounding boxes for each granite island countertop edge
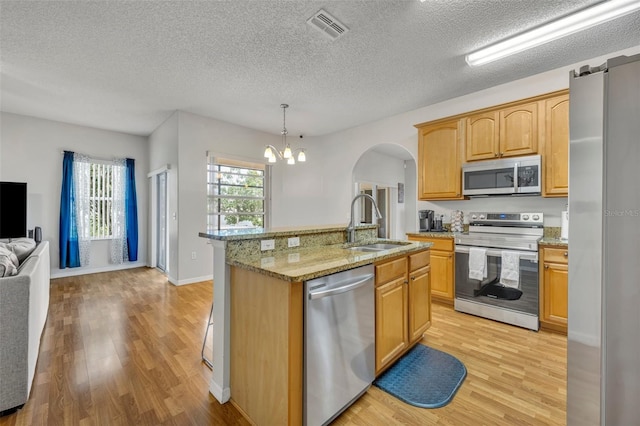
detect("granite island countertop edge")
[226,241,433,282]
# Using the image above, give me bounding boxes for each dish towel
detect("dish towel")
[500,251,520,288]
[468,247,487,280]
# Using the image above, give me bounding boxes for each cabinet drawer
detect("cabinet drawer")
[409,250,430,272]
[408,236,454,251]
[428,238,454,251]
[543,247,569,264]
[376,257,408,286]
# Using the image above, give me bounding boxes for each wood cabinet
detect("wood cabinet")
[539,246,569,334]
[465,101,538,161]
[416,119,463,200]
[375,257,409,371]
[499,101,539,158]
[466,111,499,161]
[408,252,432,342]
[416,90,569,200]
[407,235,454,304]
[375,249,431,374]
[543,93,570,197]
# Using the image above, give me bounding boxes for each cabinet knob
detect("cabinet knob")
[494,153,499,157]
[544,264,549,269]
[564,252,568,257]
[411,276,416,281]
[500,152,504,157]
[404,280,409,284]
[456,193,461,197]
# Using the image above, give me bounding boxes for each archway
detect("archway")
[352,144,417,240]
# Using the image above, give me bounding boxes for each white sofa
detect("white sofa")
[0,241,50,414]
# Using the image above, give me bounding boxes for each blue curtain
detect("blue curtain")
[125,158,138,261]
[59,151,80,268]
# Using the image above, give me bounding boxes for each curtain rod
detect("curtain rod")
[60,151,131,162]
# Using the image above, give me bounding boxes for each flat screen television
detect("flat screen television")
[0,181,28,239]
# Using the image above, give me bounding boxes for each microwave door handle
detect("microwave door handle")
[513,162,519,192]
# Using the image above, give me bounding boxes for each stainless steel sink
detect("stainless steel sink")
[346,242,407,252]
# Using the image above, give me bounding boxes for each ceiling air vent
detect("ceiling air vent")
[306,9,349,41]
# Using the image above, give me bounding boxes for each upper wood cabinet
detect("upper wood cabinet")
[416,119,463,200]
[499,101,538,157]
[415,90,568,200]
[543,93,570,197]
[466,101,538,161]
[466,111,499,161]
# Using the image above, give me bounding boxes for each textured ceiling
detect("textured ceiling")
[1,0,639,138]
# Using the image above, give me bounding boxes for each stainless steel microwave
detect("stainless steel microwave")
[462,155,541,196]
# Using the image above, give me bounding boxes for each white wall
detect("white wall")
[0,112,148,277]
[353,149,406,187]
[353,148,412,239]
[148,112,179,282]
[158,111,281,285]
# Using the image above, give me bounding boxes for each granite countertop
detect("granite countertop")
[226,239,432,282]
[405,231,457,238]
[199,224,377,241]
[538,237,569,247]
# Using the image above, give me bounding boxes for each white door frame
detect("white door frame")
[148,165,170,271]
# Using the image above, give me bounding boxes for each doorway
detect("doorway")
[357,183,392,239]
[352,143,416,241]
[148,166,169,273]
[156,171,167,272]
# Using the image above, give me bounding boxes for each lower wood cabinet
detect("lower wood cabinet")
[375,249,431,374]
[539,246,569,334]
[407,235,454,304]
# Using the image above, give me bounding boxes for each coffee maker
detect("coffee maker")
[419,210,435,231]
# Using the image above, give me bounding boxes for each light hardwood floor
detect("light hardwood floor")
[0,268,566,425]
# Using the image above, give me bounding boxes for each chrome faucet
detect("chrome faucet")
[347,193,383,243]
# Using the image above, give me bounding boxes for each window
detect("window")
[206,157,270,231]
[89,162,117,239]
[60,151,138,268]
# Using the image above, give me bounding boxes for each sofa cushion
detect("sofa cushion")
[0,238,37,263]
[0,246,19,277]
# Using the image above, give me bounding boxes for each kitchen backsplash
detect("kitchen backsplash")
[418,196,568,227]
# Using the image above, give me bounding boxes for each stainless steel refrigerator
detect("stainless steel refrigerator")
[568,53,640,425]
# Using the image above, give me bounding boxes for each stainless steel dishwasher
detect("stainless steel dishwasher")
[304,264,375,426]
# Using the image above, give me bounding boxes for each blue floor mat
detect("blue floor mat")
[374,344,466,409]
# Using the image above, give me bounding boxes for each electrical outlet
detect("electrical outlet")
[261,257,275,267]
[191,251,197,260]
[288,253,300,263]
[261,239,275,251]
[288,237,300,248]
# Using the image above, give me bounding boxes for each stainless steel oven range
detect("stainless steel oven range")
[454,212,543,331]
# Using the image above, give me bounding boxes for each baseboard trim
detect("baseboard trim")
[168,274,213,286]
[209,379,231,404]
[51,261,148,279]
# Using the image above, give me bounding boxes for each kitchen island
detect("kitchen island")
[199,224,431,425]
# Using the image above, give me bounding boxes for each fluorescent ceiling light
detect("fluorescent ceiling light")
[466,0,640,66]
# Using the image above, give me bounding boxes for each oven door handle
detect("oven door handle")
[455,245,538,262]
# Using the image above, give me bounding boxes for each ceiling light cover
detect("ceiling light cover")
[466,0,640,66]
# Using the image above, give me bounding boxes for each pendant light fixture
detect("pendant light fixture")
[263,104,307,165]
